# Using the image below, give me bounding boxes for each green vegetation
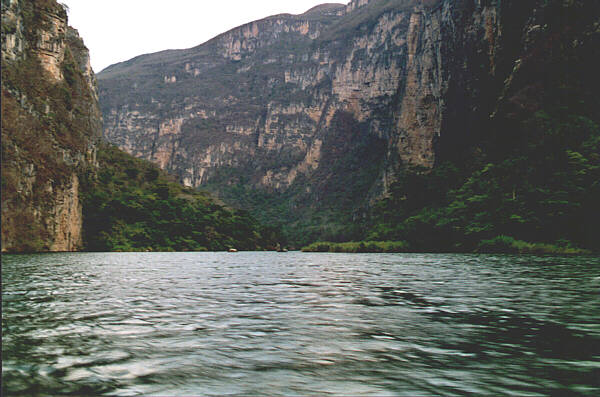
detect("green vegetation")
[364,110,599,254]
[302,240,409,253]
[80,144,280,252]
[477,236,591,255]
[206,112,387,248]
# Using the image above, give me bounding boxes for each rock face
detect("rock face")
[1,0,101,252]
[97,0,599,239]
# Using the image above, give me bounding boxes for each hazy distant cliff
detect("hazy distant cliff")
[97,0,599,242]
[1,0,101,252]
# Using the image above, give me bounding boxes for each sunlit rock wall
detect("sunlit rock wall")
[1,0,100,252]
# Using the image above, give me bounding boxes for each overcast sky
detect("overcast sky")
[60,0,341,73]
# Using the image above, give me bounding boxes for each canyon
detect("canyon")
[2,0,597,249]
[98,0,584,241]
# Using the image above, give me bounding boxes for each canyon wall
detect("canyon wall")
[99,1,504,187]
[97,0,598,239]
[1,0,101,252]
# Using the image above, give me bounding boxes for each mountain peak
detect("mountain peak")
[301,3,346,17]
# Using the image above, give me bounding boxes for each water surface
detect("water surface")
[2,252,599,395]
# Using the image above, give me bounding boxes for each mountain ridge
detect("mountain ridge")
[98,2,349,76]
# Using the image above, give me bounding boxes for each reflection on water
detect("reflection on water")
[2,252,599,396]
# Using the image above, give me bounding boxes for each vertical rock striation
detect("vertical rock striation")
[1,0,101,252]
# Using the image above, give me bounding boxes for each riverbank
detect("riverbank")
[301,236,592,255]
[2,236,591,255]
[301,241,409,253]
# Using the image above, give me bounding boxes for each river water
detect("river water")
[2,252,599,396]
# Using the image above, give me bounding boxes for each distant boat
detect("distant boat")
[228,248,238,252]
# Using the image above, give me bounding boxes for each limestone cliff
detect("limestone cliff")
[1,0,101,252]
[97,0,599,242]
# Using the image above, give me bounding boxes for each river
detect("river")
[2,252,599,396]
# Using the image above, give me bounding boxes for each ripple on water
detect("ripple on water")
[2,252,599,396]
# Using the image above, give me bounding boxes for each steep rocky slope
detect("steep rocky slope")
[98,0,599,244]
[1,0,100,252]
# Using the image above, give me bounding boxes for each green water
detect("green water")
[2,252,599,395]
